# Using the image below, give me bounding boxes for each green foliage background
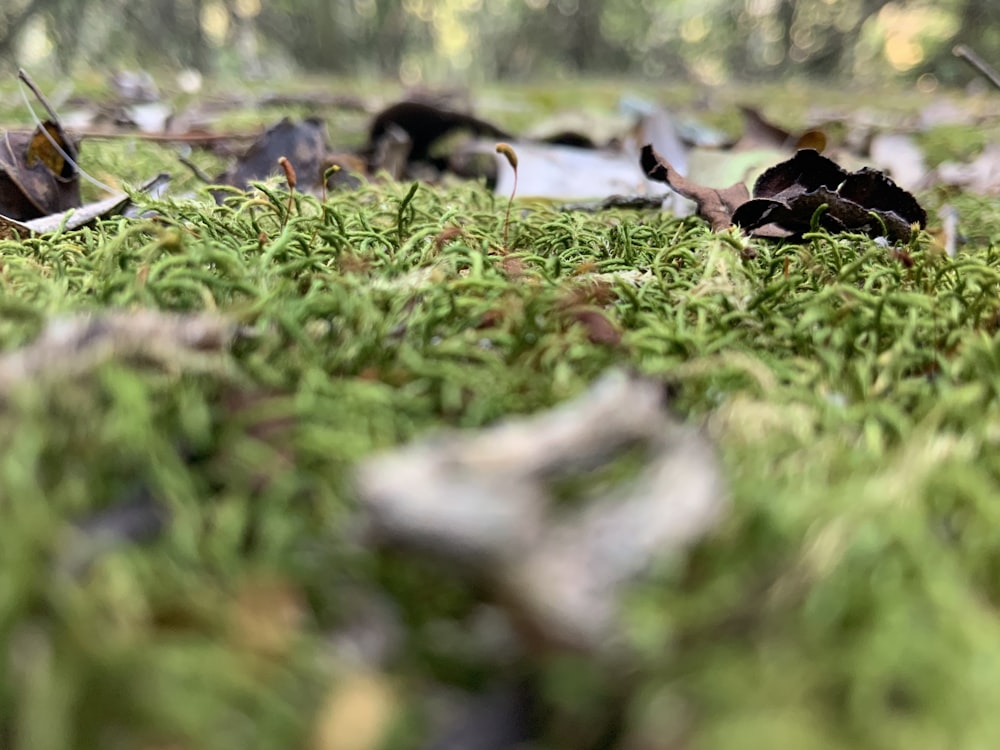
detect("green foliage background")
[1,0,999,86]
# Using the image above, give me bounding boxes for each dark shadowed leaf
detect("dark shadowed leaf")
[752,149,848,200]
[367,99,511,171]
[733,149,926,243]
[0,120,81,220]
[838,168,926,226]
[216,117,329,195]
[736,106,827,153]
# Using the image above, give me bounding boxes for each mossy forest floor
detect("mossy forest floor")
[3,79,1000,750]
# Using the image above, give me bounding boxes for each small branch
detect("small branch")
[953,45,1000,92]
[177,154,215,184]
[0,311,239,397]
[0,126,264,148]
[17,67,62,122]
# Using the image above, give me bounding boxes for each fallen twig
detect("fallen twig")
[954,45,1000,92]
[0,310,240,396]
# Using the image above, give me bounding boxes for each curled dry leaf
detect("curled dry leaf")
[641,144,927,244]
[732,149,927,243]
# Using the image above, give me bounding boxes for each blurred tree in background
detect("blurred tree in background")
[0,0,996,86]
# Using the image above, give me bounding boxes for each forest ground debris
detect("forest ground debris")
[3,87,1000,750]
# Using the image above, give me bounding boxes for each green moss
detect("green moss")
[3,97,1000,749]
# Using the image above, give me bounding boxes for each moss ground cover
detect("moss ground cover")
[3,89,1000,748]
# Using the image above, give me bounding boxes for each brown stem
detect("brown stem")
[953,45,1000,92]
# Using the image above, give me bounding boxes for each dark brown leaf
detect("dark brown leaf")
[366,99,511,169]
[838,168,927,227]
[216,117,328,196]
[732,149,926,243]
[752,149,847,201]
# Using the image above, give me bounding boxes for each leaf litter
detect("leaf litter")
[643,144,928,242]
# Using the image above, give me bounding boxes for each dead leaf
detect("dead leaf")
[732,149,926,243]
[736,105,796,150]
[366,98,511,170]
[216,117,329,196]
[524,109,631,149]
[640,144,749,231]
[26,121,70,174]
[0,121,81,220]
[484,140,664,200]
[632,104,690,177]
[736,106,826,153]
[14,173,170,236]
[795,129,828,152]
[868,133,927,191]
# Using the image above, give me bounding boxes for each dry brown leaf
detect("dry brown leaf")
[26,121,69,174]
[640,144,749,231]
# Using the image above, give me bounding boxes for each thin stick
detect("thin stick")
[16,69,117,194]
[177,154,215,184]
[953,45,1000,92]
[17,68,61,122]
